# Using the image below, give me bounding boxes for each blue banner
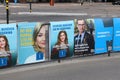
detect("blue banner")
[113,18,120,51]
[94,18,113,54]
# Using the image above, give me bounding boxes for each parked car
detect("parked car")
[112,0,120,5]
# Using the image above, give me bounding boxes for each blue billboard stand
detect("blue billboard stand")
[94,18,113,54]
[113,18,120,51]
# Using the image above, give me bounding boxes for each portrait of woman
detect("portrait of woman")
[51,30,70,59]
[25,23,48,63]
[0,35,12,67]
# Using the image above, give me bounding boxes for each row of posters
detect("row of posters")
[0,18,120,68]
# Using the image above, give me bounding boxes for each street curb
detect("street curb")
[0,52,120,75]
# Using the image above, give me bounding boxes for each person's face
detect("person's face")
[0,37,6,49]
[60,32,66,42]
[77,20,85,34]
[36,26,46,49]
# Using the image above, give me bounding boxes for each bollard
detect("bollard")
[58,53,61,63]
[108,51,110,57]
[58,58,61,63]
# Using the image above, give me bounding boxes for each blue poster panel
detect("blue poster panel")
[50,20,74,59]
[18,22,48,65]
[113,18,120,51]
[94,18,113,54]
[74,19,95,55]
[0,23,17,67]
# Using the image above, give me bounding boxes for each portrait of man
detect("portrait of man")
[74,19,94,56]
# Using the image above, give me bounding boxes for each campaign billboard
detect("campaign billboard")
[94,18,113,54]
[113,18,120,51]
[18,22,49,65]
[0,23,17,67]
[50,20,74,59]
[74,19,95,56]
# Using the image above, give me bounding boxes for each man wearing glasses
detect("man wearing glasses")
[74,19,94,56]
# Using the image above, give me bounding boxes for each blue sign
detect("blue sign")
[59,49,66,58]
[36,52,44,60]
[94,18,113,54]
[113,18,120,51]
[0,57,7,67]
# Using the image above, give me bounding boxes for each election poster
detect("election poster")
[74,19,95,56]
[17,22,49,65]
[113,18,120,51]
[50,20,74,59]
[0,23,17,67]
[94,18,113,54]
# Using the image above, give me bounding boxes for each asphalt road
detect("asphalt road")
[0,2,120,80]
[0,53,120,80]
[0,2,120,23]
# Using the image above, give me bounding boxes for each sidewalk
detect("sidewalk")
[0,52,120,74]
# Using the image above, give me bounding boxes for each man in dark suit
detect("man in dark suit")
[74,19,94,56]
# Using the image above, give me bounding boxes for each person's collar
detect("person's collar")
[79,31,85,35]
